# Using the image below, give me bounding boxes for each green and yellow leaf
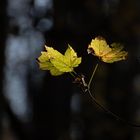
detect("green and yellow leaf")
[37,45,81,76]
[38,51,63,76]
[64,45,82,68]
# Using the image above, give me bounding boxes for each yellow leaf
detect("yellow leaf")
[37,45,81,76]
[64,45,82,68]
[38,51,64,76]
[87,37,128,63]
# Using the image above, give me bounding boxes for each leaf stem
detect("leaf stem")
[88,63,99,90]
[69,72,76,78]
[73,70,78,76]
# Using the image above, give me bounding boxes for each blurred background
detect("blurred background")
[0,0,140,140]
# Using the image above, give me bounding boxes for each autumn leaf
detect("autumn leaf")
[38,51,63,76]
[64,44,82,68]
[38,45,82,76]
[87,36,128,63]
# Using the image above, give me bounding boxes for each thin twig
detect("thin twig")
[86,89,140,127]
[71,64,140,127]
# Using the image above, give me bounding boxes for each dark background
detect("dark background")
[0,0,140,140]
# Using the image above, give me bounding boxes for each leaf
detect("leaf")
[64,45,82,68]
[38,51,64,76]
[87,37,128,63]
[37,45,82,76]
[45,46,72,72]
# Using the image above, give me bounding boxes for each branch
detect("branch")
[85,88,140,127]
